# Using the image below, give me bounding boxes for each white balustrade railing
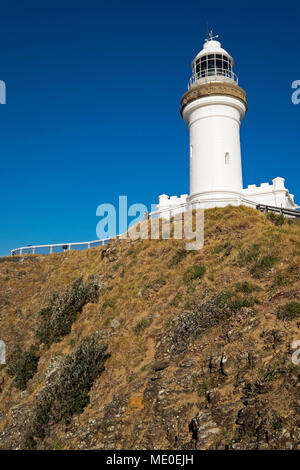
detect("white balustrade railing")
[11,238,111,256]
[10,201,200,256]
[10,198,263,257]
[188,70,239,89]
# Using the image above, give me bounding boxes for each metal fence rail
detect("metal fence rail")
[256,204,300,218]
[11,238,113,256]
[10,201,201,256]
[10,200,300,256]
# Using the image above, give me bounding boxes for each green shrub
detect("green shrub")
[7,346,39,391]
[36,277,99,347]
[170,288,259,354]
[171,291,233,352]
[170,249,188,266]
[267,212,285,226]
[229,296,259,312]
[25,335,109,446]
[183,264,206,283]
[235,281,258,294]
[277,302,300,321]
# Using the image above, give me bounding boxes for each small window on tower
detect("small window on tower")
[225,152,230,165]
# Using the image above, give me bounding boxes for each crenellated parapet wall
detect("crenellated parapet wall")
[243,177,296,209]
[243,177,284,193]
[158,194,188,206]
[157,194,189,218]
[157,178,298,214]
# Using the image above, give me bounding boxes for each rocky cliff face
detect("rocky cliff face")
[0,206,299,450]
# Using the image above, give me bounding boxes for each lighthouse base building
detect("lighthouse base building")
[158,177,297,214]
[157,36,297,216]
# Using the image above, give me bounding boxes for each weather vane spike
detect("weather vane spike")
[205,29,219,42]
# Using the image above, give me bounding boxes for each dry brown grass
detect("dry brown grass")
[0,205,300,449]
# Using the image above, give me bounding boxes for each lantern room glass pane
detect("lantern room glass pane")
[216,59,222,69]
[207,59,215,69]
[193,54,233,81]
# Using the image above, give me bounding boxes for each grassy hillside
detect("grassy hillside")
[0,205,299,450]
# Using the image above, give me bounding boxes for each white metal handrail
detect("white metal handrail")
[11,238,112,256]
[10,201,200,256]
[188,70,238,89]
[10,198,268,257]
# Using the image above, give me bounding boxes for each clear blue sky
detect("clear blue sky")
[0,0,299,255]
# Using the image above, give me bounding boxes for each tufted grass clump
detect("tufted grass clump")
[238,244,260,266]
[24,335,109,447]
[235,281,258,294]
[198,381,209,396]
[169,249,188,266]
[250,255,278,278]
[238,245,278,279]
[143,277,166,290]
[267,212,285,226]
[229,296,259,312]
[183,264,206,284]
[134,317,152,335]
[7,346,39,391]
[277,302,300,321]
[36,277,100,347]
[213,242,233,256]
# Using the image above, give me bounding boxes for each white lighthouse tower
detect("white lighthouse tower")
[157,33,297,213]
[182,32,247,207]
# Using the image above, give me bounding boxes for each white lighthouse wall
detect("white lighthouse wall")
[183,96,246,198]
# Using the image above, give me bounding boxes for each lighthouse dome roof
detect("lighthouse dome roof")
[193,40,233,64]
